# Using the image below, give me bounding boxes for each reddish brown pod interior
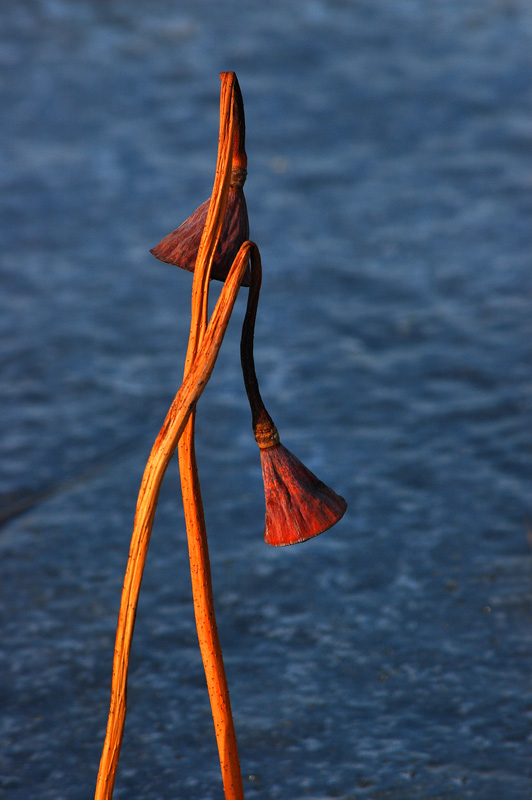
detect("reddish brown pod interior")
[150,183,251,285]
[260,442,347,546]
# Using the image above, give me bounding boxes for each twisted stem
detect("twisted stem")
[94,242,252,800]
[177,72,245,800]
[95,72,249,800]
[240,246,279,449]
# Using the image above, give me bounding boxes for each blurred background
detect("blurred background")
[1,1,531,798]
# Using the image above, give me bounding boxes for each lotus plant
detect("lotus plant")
[240,247,347,545]
[94,72,346,800]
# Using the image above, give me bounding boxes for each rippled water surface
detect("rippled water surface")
[1,2,531,798]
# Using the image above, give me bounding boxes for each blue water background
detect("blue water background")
[1,2,531,798]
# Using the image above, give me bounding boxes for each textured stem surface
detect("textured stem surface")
[95,71,248,800]
[94,242,251,800]
[177,72,245,800]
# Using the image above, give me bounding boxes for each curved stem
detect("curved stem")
[179,418,244,800]
[177,72,246,800]
[94,243,252,800]
[240,246,279,449]
[185,72,237,371]
[95,71,249,800]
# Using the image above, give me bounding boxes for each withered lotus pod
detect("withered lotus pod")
[260,441,347,546]
[150,177,251,286]
[241,245,347,546]
[151,75,251,285]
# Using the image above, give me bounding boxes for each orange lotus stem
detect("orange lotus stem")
[94,242,252,800]
[95,68,346,800]
[176,72,245,800]
[94,73,249,800]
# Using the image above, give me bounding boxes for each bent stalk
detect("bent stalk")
[95,72,248,800]
[94,241,252,800]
